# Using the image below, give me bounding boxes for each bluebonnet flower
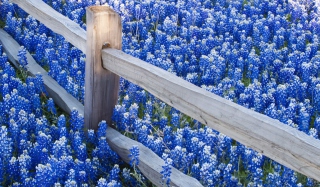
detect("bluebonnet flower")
[0,0,14,19]
[84,158,97,182]
[161,154,173,186]
[144,100,153,116]
[306,178,314,186]
[65,179,77,186]
[170,146,186,169]
[108,164,120,182]
[48,60,62,80]
[222,163,233,186]
[8,156,19,181]
[19,131,29,154]
[97,120,107,138]
[4,12,15,36]
[171,113,180,128]
[129,145,139,166]
[129,103,139,125]
[163,16,177,36]
[106,180,121,187]
[47,98,57,115]
[5,0,320,186]
[308,128,318,139]
[159,116,168,130]
[52,136,68,159]
[87,129,96,145]
[97,136,114,161]
[76,143,87,161]
[97,178,108,187]
[57,114,66,129]
[0,157,3,183]
[191,163,200,180]
[18,150,32,181]
[18,46,28,70]
[119,112,130,132]
[201,162,218,186]
[0,126,13,161]
[298,107,310,133]
[122,95,131,109]
[70,109,84,131]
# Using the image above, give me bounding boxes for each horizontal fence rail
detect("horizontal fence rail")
[106,127,203,187]
[11,0,86,53]
[0,29,84,115]
[0,19,202,187]
[102,48,320,181]
[9,0,320,182]
[8,0,203,186]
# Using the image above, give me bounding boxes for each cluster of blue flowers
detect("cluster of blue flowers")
[108,0,320,186]
[2,0,320,186]
[0,44,151,186]
[1,0,87,103]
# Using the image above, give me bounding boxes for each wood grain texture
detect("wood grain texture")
[5,4,203,186]
[84,6,121,130]
[102,48,320,181]
[106,127,203,187]
[0,28,202,187]
[11,0,86,53]
[0,29,202,187]
[6,4,203,185]
[0,29,84,115]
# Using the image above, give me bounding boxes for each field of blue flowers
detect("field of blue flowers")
[1,0,320,186]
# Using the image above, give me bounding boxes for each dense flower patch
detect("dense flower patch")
[1,0,320,186]
[0,44,152,186]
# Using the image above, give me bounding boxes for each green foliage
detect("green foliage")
[286,14,292,22]
[82,14,86,24]
[254,46,260,56]
[0,19,5,28]
[242,77,251,87]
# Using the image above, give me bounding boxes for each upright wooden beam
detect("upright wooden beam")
[85,6,121,130]
[1,30,203,187]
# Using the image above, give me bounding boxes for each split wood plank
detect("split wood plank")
[11,0,86,53]
[0,28,84,115]
[11,0,320,182]
[102,48,320,181]
[0,29,202,187]
[106,127,203,187]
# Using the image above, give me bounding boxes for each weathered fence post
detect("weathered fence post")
[85,6,122,130]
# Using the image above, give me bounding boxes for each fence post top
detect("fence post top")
[86,5,118,14]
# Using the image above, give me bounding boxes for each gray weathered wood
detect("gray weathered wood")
[106,127,203,187]
[85,6,121,130]
[0,27,202,187]
[10,0,86,53]
[5,4,203,185]
[0,29,84,115]
[102,48,320,181]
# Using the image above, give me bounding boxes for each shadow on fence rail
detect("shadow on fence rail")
[9,0,320,183]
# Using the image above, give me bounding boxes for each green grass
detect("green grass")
[282,41,288,49]
[0,19,5,28]
[286,14,292,22]
[82,14,86,24]
[242,77,251,87]
[310,114,316,129]
[254,46,260,56]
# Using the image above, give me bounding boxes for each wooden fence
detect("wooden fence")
[7,0,320,183]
